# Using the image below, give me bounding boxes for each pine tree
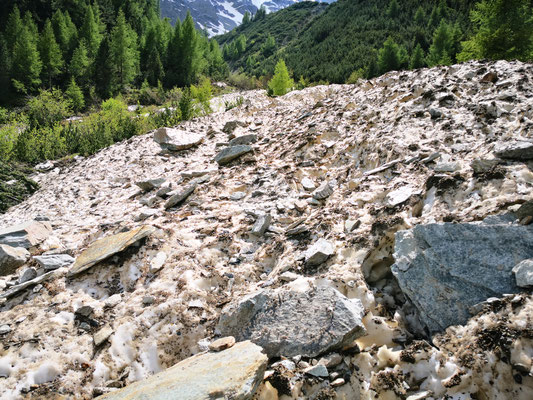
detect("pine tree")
[458,0,533,61]
[378,37,401,74]
[387,0,400,18]
[11,25,42,92]
[268,59,294,96]
[0,35,11,103]
[39,20,64,88]
[180,12,201,87]
[23,12,38,40]
[207,40,228,80]
[165,19,182,88]
[427,20,454,67]
[109,10,139,91]
[5,6,22,54]
[70,40,90,83]
[242,11,251,26]
[142,27,164,85]
[80,4,103,59]
[52,11,69,57]
[93,37,112,98]
[262,35,276,57]
[410,44,425,69]
[66,77,85,112]
[236,34,246,54]
[414,6,425,26]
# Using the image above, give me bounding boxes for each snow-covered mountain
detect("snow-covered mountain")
[160,0,335,36]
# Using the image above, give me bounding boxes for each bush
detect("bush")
[190,77,213,115]
[268,59,294,96]
[346,68,365,84]
[0,124,19,161]
[15,123,66,162]
[26,88,71,129]
[65,78,85,112]
[179,88,194,121]
[227,72,261,90]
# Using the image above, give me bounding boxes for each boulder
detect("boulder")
[494,140,533,160]
[164,184,196,209]
[153,128,204,151]
[34,254,75,270]
[391,217,533,333]
[135,178,166,192]
[69,226,155,276]
[217,286,365,358]
[229,134,257,146]
[0,244,30,276]
[99,341,267,400]
[305,239,335,267]
[0,220,51,249]
[215,145,253,165]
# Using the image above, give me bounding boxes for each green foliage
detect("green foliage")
[190,77,213,115]
[0,161,38,213]
[178,88,194,121]
[0,123,18,161]
[80,4,103,59]
[242,12,251,26]
[458,0,533,62]
[224,96,244,111]
[15,123,66,162]
[427,20,456,66]
[378,37,403,74]
[39,20,64,87]
[109,10,139,92]
[26,88,71,129]
[261,35,276,58]
[11,25,42,92]
[387,0,400,18]
[70,40,90,82]
[268,59,294,96]
[346,68,365,84]
[66,78,85,112]
[410,43,426,69]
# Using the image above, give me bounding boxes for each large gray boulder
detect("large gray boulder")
[153,127,204,151]
[215,145,252,165]
[217,286,366,358]
[99,341,267,400]
[391,217,533,333]
[0,220,51,249]
[494,140,533,160]
[0,244,30,276]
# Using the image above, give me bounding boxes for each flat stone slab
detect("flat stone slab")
[164,184,196,209]
[217,286,365,358]
[69,226,155,276]
[0,244,30,276]
[494,140,533,160]
[215,145,252,165]
[391,218,533,333]
[99,341,267,400]
[153,127,204,151]
[0,220,51,249]
[135,178,166,192]
[34,254,75,270]
[229,134,257,146]
[305,239,335,267]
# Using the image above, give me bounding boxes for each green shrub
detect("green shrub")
[227,72,261,90]
[65,78,85,112]
[15,123,66,162]
[0,124,19,161]
[190,77,213,115]
[268,59,294,96]
[26,88,71,128]
[346,68,365,84]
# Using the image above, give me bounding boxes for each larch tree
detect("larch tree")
[39,20,64,88]
[377,37,402,74]
[109,10,139,91]
[427,19,454,66]
[70,40,90,83]
[11,25,42,92]
[180,11,202,87]
[268,59,294,96]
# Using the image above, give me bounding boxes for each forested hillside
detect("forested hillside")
[219,0,476,82]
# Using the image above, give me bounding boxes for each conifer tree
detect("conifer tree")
[410,44,425,69]
[39,20,64,88]
[11,25,42,92]
[23,12,38,40]
[378,37,401,74]
[0,35,11,102]
[387,0,400,18]
[180,12,202,87]
[52,11,69,57]
[70,40,90,83]
[109,10,139,91]
[414,6,425,26]
[207,40,228,80]
[93,37,112,97]
[262,35,276,58]
[458,0,533,61]
[5,6,22,54]
[268,59,294,96]
[142,27,164,85]
[236,34,247,54]
[80,5,103,59]
[427,20,454,66]
[242,12,251,26]
[165,19,182,88]
[66,77,85,112]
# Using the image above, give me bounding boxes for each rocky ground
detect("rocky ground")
[0,60,532,399]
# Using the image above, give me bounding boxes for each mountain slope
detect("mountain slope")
[160,0,335,36]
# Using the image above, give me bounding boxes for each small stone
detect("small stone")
[313,181,334,200]
[105,294,122,308]
[142,296,155,305]
[331,378,345,387]
[229,134,257,146]
[252,214,271,236]
[215,145,253,166]
[385,186,414,207]
[279,271,299,282]
[516,201,533,221]
[318,353,343,368]
[18,267,37,284]
[471,159,500,175]
[271,359,296,371]
[301,177,316,191]
[139,196,158,207]
[345,220,360,233]
[165,184,197,209]
[434,162,460,173]
[230,192,246,201]
[135,208,159,221]
[150,251,167,273]
[222,120,245,134]
[429,108,442,119]
[135,178,166,192]
[34,254,75,270]
[406,391,433,400]
[512,259,533,288]
[75,305,94,318]
[294,200,307,212]
[209,336,236,352]
[156,186,172,198]
[94,326,114,346]
[0,324,11,335]
[0,244,30,276]
[304,364,328,378]
[0,220,52,249]
[305,239,335,267]
[79,322,91,331]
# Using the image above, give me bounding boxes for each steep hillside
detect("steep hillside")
[219,0,476,81]
[0,61,533,399]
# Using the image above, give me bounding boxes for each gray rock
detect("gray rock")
[230,191,246,201]
[99,341,267,400]
[217,286,365,358]
[215,145,253,165]
[494,140,533,160]
[18,267,37,284]
[164,184,196,209]
[304,364,328,377]
[229,134,257,146]
[471,159,500,174]
[252,214,271,236]
[434,162,461,173]
[305,239,335,267]
[0,271,56,299]
[516,201,533,221]
[313,181,334,200]
[391,219,533,333]
[0,325,11,335]
[135,178,166,192]
[134,208,159,222]
[153,128,204,151]
[222,120,245,134]
[385,186,414,207]
[512,259,533,288]
[94,326,114,347]
[0,220,51,249]
[429,108,442,119]
[301,177,316,191]
[0,244,30,276]
[345,220,360,233]
[33,254,75,270]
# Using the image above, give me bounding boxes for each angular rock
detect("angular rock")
[135,178,166,192]
[0,271,55,299]
[494,140,533,160]
[134,208,159,222]
[215,145,253,166]
[305,239,335,267]
[471,159,500,175]
[229,134,257,146]
[304,364,328,378]
[0,220,51,249]
[153,128,204,151]
[515,201,533,221]
[222,120,245,134]
[217,286,366,358]
[209,336,236,352]
[391,218,533,333]
[69,226,155,276]
[94,326,114,347]
[33,254,75,270]
[99,341,267,400]
[0,244,30,276]
[313,181,334,200]
[512,259,533,288]
[164,184,196,209]
[18,267,37,284]
[301,177,316,191]
[385,186,414,207]
[252,214,271,236]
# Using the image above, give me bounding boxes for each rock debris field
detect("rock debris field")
[0,60,532,399]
